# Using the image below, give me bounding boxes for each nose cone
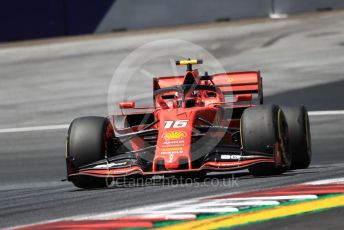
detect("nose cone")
[153,109,193,171]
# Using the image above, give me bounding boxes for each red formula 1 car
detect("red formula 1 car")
[66,59,312,189]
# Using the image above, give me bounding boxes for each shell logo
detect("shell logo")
[163,131,187,140]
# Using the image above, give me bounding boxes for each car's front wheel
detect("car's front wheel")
[66,116,115,189]
[241,105,291,176]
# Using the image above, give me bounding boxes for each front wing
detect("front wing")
[67,147,279,179]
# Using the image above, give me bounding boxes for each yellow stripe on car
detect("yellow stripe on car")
[177,59,202,65]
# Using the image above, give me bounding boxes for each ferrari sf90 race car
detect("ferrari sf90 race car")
[66,59,312,189]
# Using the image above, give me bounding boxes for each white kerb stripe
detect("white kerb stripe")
[137,214,197,220]
[207,200,280,206]
[304,177,344,185]
[215,195,318,201]
[128,208,239,214]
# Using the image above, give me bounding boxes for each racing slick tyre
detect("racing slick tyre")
[280,105,312,169]
[67,116,115,189]
[241,105,291,176]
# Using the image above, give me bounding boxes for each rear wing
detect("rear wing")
[212,71,263,104]
[153,71,263,104]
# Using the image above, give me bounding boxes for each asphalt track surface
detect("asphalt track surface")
[0,10,344,229]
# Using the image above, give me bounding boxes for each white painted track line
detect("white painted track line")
[308,110,344,116]
[0,110,342,134]
[0,124,69,133]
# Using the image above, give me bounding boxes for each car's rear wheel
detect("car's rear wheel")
[67,116,115,189]
[280,105,312,169]
[241,105,291,176]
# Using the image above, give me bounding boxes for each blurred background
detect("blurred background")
[1,1,344,229]
[1,0,344,42]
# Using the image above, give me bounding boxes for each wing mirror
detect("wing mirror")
[119,101,135,109]
[235,94,252,102]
